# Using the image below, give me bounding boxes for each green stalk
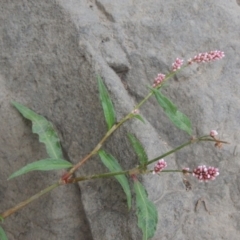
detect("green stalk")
[133,66,186,110]
[147,140,194,166]
[65,114,132,179]
[69,169,131,183]
[70,169,185,184]
[0,182,59,219]
[65,68,185,179]
[147,137,229,166]
[0,136,228,219]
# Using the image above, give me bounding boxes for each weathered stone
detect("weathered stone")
[0,0,240,239]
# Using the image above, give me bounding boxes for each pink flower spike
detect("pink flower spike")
[172,58,184,71]
[188,50,225,64]
[153,159,167,174]
[210,130,218,137]
[152,73,165,87]
[192,165,219,182]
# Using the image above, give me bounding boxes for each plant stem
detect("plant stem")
[146,137,229,166]
[0,182,59,219]
[0,136,228,219]
[69,169,131,183]
[70,136,223,183]
[65,69,185,179]
[64,114,132,179]
[133,67,184,110]
[147,140,195,165]
[69,169,186,183]
[161,170,184,172]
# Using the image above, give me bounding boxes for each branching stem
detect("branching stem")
[64,67,185,179]
[1,135,228,220]
[0,183,59,219]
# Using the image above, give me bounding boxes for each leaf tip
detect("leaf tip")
[11,101,18,107]
[7,174,15,181]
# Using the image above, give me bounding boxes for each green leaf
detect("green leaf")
[0,226,8,240]
[8,159,73,180]
[133,180,158,240]
[127,134,148,165]
[98,150,131,209]
[12,102,63,159]
[0,216,3,223]
[151,88,192,135]
[133,114,145,123]
[97,76,116,130]
[152,89,177,114]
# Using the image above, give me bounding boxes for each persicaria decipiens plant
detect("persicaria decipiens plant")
[0,50,228,240]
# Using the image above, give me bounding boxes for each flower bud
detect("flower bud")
[210,130,218,137]
[152,159,167,174]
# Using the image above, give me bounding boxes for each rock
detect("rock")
[0,0,239,239]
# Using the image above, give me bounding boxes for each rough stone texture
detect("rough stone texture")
[0,0,240,239]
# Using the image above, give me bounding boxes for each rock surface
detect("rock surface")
[0,0,240,239]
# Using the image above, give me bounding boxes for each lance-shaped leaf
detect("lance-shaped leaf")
[128,133,148,165]
[98,150,131,209]
[12,102,63,159]
[134,180,158,240]
[97,76,116,130]
[8,158,73,180]
[151,88,192,135]
[133,114,145,123]
[0,226,8,240]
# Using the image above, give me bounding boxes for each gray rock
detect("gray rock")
[0,0,239,239]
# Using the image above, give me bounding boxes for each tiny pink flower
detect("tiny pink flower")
[132,109,139,115]
[152,73,165,88]
[172,58,184,71]
[153,159,167,174]
[210,130,218,137]
[192,165,219,182]
[188,50,225,64]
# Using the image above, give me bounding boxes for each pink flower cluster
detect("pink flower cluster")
[152,50,224,88]
[172,58,184,71]
[188,50,225,64]
[153,159,167,174]
[210,130,218,137]
[192,165,219,182]
[152,73,165,88]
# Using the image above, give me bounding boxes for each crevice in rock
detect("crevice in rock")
[61,145,94,240]
[95,0,115,23]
